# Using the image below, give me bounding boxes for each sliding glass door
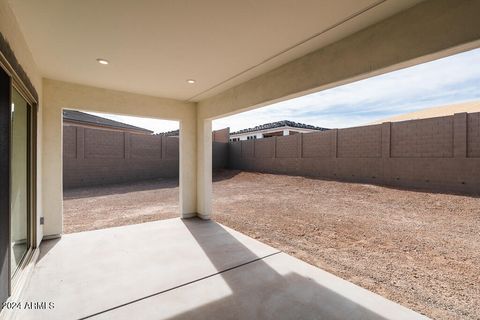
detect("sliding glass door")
[0,64,36,306]
[10,87,30,276]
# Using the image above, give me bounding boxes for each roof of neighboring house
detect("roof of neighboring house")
[156,128,230,142]
[156,129,179,137]
[371,100,480,124]
[231,120,329,135]
[63,110,153,134]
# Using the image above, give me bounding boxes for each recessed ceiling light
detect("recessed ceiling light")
[96,58,109,65]
[186,79,196,84]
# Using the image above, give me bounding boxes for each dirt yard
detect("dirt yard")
[63,170,480,320]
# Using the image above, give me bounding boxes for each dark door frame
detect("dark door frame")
[0,53,38,306]
[0,62,11,306]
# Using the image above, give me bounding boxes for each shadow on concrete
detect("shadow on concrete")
[164,219,393,320]
[36,237,61,263]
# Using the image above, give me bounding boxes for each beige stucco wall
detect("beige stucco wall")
[0,0,43,245]
[42,79,198,236]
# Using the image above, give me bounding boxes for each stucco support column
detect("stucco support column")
[42,103,63,237]
[196,118,212,219]
[179,116,197,218]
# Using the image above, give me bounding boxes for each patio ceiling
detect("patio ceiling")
[8,0,422,101]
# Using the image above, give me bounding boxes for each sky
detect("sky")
[88,48,480,133]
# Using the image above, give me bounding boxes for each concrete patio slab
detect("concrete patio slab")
[13,218,427,320]
[13,218,278,320]
[92,253,427,320]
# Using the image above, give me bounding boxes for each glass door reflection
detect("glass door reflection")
[10,87,29,275]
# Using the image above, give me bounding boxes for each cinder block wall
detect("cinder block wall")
[63,127,179,188]
[63,126,230,188]
[212,127,230,169]
[228,112,480,194]
[212,142,228,169]
[212,127,230,143]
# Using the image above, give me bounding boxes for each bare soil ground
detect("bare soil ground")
[63,179,179,233]
[63,170,480,320]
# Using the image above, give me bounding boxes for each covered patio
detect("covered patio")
[15,218,424,320]
[1,0,480,319]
